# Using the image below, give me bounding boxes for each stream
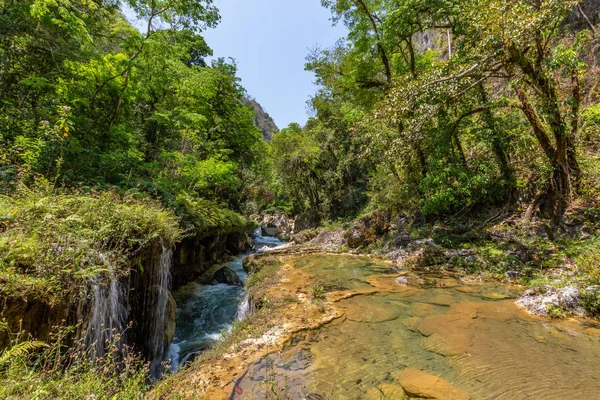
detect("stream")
[231,254,600,399]
[166,229,286,372]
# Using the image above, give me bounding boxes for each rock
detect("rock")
[395,368,470,400]
[261,223,278,237]
[165,292,177,345]
[255,213,318,241]
[365,384,408,400]
[516,285,585,317]
[395,276,409,285]
[242,254,256,273]
[308,229,345,251]
[213,266,243,286]
[378,383,408,399]
[345,209,391,249]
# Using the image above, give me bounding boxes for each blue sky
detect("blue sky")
[202,0,347,128]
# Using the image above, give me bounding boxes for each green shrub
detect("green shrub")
[580,288,600,317]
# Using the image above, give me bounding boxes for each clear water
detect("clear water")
[232,255,600,399]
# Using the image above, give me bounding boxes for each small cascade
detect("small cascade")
[235,291,253,322]
[85,255,127,359]
[149,243,173,378]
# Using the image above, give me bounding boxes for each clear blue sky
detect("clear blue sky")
[203,0,347,128]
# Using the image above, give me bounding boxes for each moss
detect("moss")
[0,186,182,301]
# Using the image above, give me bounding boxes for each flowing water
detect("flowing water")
[166,231,285,372]
[149,243,173,377]
[232,255,600,399]
[85,255,127,359]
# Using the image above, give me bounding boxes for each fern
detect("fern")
[0,340,48,365]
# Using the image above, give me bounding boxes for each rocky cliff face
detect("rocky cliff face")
[565,0,600,31]
[243,97,279,141]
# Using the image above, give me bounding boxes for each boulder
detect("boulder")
[261,223,278,237]
[516,285,585,316]
[345,209,391,249]
[242,254,257,273]
[395,368,470,400]
[213,266,243,286]
[308,229,345,251]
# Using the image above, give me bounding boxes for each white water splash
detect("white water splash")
[235,292,252,322]
[85,255,126,359]
[149,243,173,377]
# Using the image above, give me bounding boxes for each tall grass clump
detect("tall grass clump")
[0,321,149,399]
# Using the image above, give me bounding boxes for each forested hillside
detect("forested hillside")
[271,0,600,224]
[242,97,279,141]
[0,0,267,215]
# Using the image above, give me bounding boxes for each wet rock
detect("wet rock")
[242,254,256,273]
[261,223,278,237]
[516,285,585,316]
[395,368,470,400]
[365,384,408,400]
[213,266,243,286]
[165,292,177,345]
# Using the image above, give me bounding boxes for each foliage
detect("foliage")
[299,0,600,222]
[0,184,182,301]
[0,323,149,400]
[580,287,600,317]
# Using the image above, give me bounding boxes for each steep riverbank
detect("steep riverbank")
[153,251,600,399]
[0,189,257,397]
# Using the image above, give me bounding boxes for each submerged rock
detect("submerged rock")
[516,285,585,316]
[213,267,243,286]
[395,368,470,400]
[365,384,408,400]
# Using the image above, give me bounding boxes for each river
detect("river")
[230,254,600,399]
[166,229,286,372]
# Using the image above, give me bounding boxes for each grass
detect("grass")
[0,185,182,302]
[0,322,149,400]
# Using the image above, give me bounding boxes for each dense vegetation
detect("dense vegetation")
[271,0,600,224]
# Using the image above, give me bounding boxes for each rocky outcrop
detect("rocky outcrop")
[256,214,318,241]
[308,230,346,251]
[242,97,279,141]
[517,285,585,316]
[345,210,391,248]
[171,232,251,290]
[213,267,243,286]
[565,0,600,31]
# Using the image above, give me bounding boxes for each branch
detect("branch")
[577,3,598,34]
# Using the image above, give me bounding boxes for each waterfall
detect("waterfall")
[149,242,173,378]
[235,291,253,322]
[85,255,126,359]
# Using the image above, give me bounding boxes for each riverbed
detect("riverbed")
[230,254,600,399]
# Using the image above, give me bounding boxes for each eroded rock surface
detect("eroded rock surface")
[517,285,584,316]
